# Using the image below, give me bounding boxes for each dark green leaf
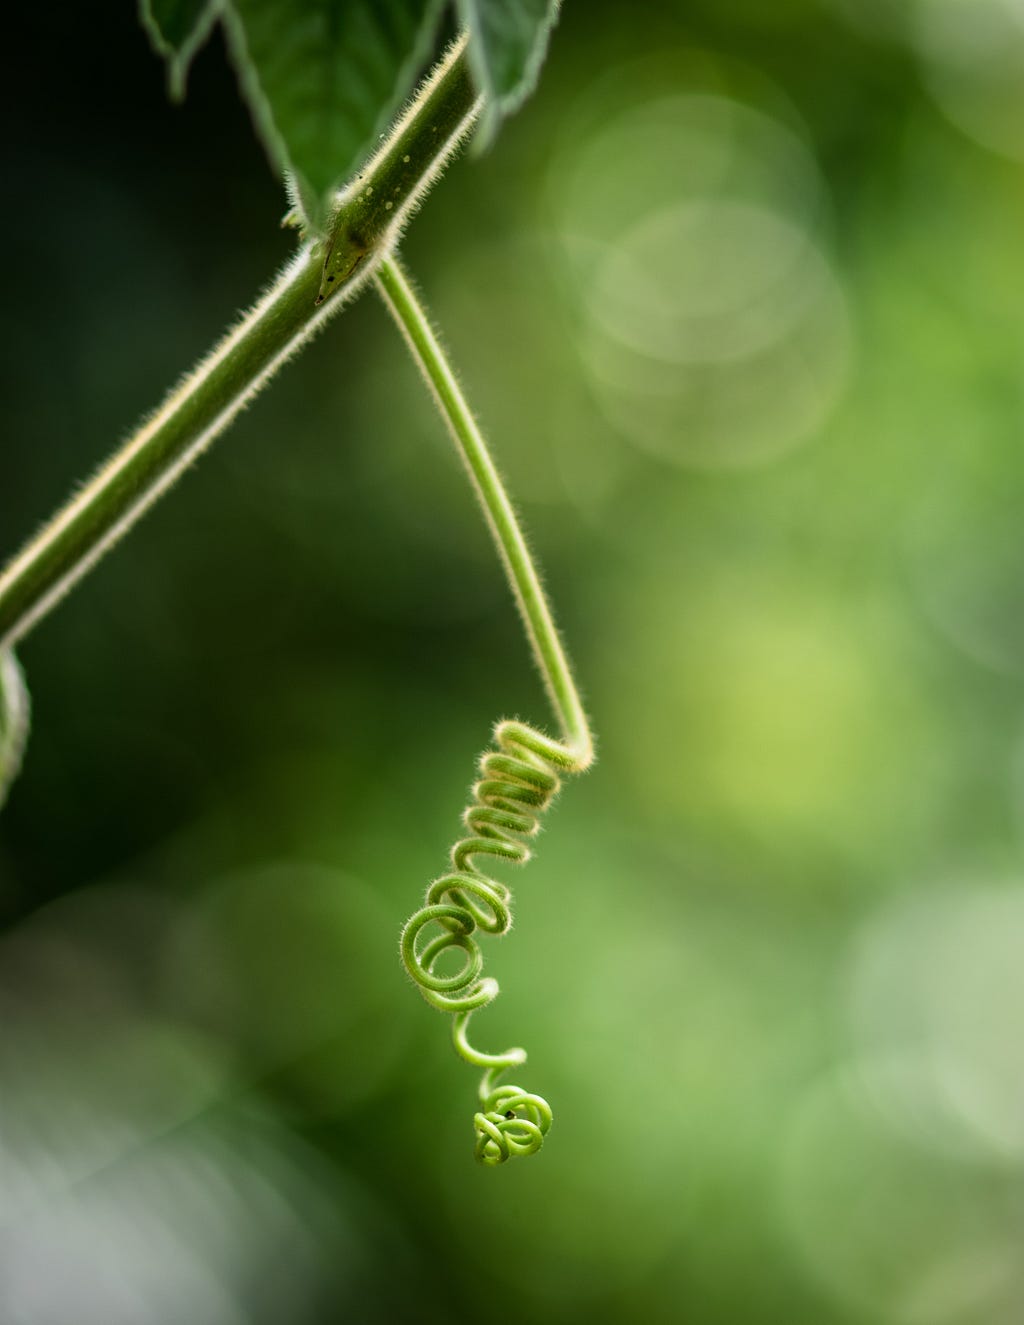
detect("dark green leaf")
[223,0,447,233]
[138,0,221,99]
[456,0,560,138]
[0,652,29,812]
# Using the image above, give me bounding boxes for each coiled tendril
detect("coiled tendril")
[377,255,593,1165]
[401,720,586,1164]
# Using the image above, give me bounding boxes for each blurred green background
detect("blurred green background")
[4,1,1024,1321]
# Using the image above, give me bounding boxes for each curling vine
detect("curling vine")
[376,257,594,1165]
[0,15,593,1168]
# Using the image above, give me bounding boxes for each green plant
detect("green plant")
[379,257,593,1164]
[0,1,592,1164]
[0,653,29,812]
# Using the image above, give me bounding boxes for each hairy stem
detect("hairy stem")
[375,256,592,762]
[0,40,479,652]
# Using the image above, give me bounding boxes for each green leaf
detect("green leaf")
[0,652,30,813]
[222,0,447,234]
[456,0,560,139]
[139,0,221,99]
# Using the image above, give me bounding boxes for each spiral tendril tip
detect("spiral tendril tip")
[400,719,585,1165]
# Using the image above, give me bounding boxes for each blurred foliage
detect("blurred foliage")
[4,0,1024,1321]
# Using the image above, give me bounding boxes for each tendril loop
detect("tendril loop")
[401,719,585,1164]
[378,254,593,1165]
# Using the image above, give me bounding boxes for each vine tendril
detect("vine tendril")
[375,255,594,1165]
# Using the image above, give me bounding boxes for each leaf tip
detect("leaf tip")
[0,651,30,813]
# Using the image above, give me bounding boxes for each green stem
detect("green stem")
[374,255,593,766]
[0,40,479,653]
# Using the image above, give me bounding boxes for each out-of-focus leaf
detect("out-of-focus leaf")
[0,652,30,812]
[456,0,560,139]
[138,0,221,99]
[222,0,447,233]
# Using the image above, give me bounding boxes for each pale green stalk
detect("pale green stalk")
[0,40,479,652]
[381,253,594,1165]
[374,255,593,766]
